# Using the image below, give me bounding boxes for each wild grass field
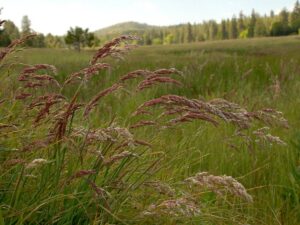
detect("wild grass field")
[1,35,300,225]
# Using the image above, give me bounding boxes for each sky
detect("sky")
[1,0,296,35]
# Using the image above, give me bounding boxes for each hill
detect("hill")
[94,21,159,37]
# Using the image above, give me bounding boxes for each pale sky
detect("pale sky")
[1,0,296,35]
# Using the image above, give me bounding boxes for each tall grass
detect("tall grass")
[1,21,300,224]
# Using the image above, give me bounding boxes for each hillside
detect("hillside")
[94,21,159,37]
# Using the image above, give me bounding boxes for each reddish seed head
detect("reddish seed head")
[90,35,139,65]
[64,63,110,85]
[15,92,32,100]
[84,83,122,117]
[130,120,156,129]
[70,170,96,180]
[22,64,57,75]
[24,82,44,88]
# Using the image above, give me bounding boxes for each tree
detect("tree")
[208,20,218,40]
[255,17,268,37]
[178,26,184,43]
[290,0,300,32]
[21,15,31,35]
[221,20,228,39]
[3,20,19,40]
[0,27,11,46]
[230,16,238,39]
[239,29,248,38]
[278,8,291,34]
[32,33,46,48]
[143,31,152,45]
[47,34,65,48]
[85,32,96,47]
[159,30,164,43]
[164,33,174,44]
[173,29,180,43]
[65,27,95,51]
[202,21,210,40]
[280,8,289,26]
[45,33,56,48]
[185,23,193,43]
[152,38,162,45]
[271,21,287,36]
[21,15,33,46]
[248,9,257,38]
[238,11,246,33]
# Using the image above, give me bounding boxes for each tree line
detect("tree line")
[1,1,300,48]
[138,1,300,45]
[0,15,65,48]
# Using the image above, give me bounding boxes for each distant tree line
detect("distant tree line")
[0,15,65,48]
[136,1,300,45]
[1,1,300,48]
[103,1,300,45]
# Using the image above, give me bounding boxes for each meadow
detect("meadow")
[1,35,300,224]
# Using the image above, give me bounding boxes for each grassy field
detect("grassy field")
[1,35,300,224]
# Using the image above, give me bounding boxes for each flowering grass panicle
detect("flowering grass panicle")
[143,197,201,217]
[185,172,253,203]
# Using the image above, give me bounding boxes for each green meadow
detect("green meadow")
[1,35,300,224]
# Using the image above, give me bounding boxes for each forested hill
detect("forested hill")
[1,1,300,48]
[94,21,160,36]
[94,1,300,46]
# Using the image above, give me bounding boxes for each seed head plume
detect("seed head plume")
[103,151,138,166]
[130,120,157,129]
[90,35,139,65]
[119,68,182,91]
[21,64,57,75]
[84,83,122,117]
[19,64,60,87]
[15,92,32,100]
[137,76,182,91]
[185,172,253,203]
[143,197,201,217]
[69,170,96,182]
[32,94,66,124]
[64,63,110,85]
[51,93,83,140]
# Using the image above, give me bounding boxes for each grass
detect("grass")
[1,35,300,224]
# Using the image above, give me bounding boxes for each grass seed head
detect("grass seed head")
[186,172,253,203]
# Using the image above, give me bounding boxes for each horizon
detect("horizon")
[1,0,296,36]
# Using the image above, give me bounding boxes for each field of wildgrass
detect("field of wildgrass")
[1,35,300,225]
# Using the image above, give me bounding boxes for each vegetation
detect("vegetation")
[2,1,300,48]
[95,1,300,45]
[65,27,96,51]
[1,8,300,222]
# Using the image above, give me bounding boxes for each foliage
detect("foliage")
[230,16,238,39]
[0,28,10,46]
[3,20,19,41]
[1,7,300,225]
[271,21,290,36]
[93,1,300,45]
[65,27,95,51]
[291,0,300,32]
[255,18,268,37]
[221,20,228,39]
[45,33,65,48]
